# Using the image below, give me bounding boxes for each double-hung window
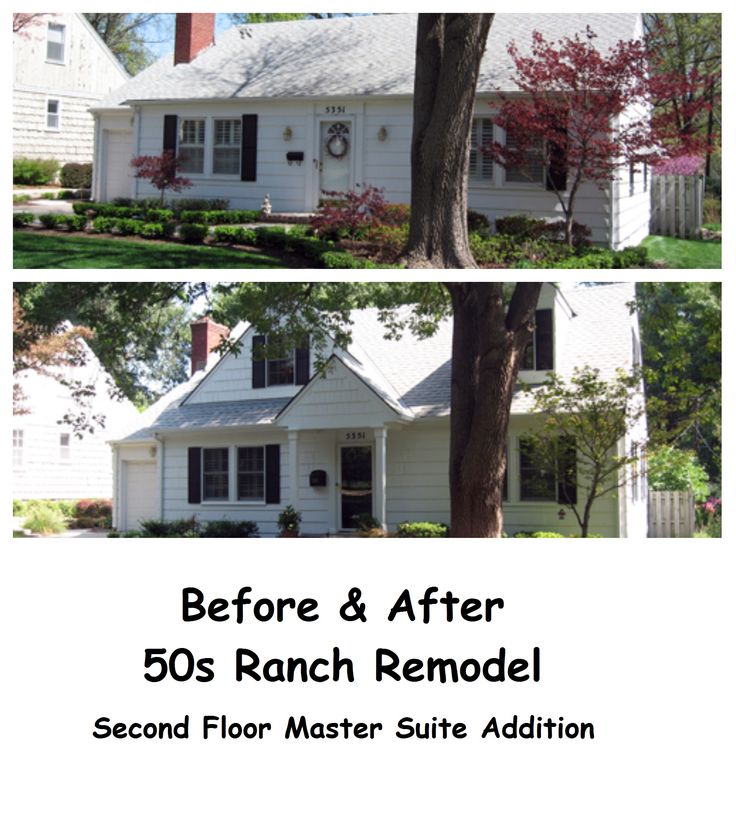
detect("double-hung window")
[213,119,241,176]
[178,119,205,174]
[46,99,61,130]
[46,23,66,63]
[13,430,23,468]
[522,309,554,371]
[505,124,544,185]
[519,437,577,504]
[469,118,494,181]
[237,447,265,501]
[202,448,229,500]
[59,433,71,461]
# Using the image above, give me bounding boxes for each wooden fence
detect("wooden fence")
[650,175,705,239]
[648,490,696,538]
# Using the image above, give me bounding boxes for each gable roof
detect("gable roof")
[113,283,638,443]
[95,13,640,108]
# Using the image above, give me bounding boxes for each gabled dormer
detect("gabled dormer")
[517,283,575,384]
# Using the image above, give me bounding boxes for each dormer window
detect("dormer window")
[46,23,66,63]
[522,309,554,371]
[252,334,310,389]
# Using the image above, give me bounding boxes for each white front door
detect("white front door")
[319,120,353,196]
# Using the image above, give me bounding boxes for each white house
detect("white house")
[13,13,129,167]
[13,340,139,501]
[110,283,649,538]
[90,13,650,249]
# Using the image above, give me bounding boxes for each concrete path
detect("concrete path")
[13,198,76,216]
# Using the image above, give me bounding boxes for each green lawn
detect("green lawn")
[13,231,288,269]
[642,236,722,269]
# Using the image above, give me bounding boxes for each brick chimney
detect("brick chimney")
[190,317,230,376]
[174,13,216,65]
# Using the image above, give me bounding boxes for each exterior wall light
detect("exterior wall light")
[283,126,293,141]
[377,126,388,142]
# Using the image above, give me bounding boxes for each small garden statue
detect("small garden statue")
[261,194,272,217]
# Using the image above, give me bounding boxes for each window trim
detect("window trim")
[178,117,206,176]
[46,22,66,64]
[46,98,61,132]
[469,117,494,183]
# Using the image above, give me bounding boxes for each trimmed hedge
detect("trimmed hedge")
[212,225,258,246]
[74,203,175,223]
[13,212,35,228]
[179,209,260,225]
[38,213,64,229]
[396,522,450,538]
[60,162,93,189]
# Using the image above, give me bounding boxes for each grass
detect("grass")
[13,231,288,269]
[642,236,721,269]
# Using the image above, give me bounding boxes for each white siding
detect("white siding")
[13,13,128,166]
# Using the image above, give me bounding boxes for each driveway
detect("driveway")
[13,198,76,217]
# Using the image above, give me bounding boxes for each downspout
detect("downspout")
[155,434,165,521]
[92,113,102,202]
[133,105,142,201]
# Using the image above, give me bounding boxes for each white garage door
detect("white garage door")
[124,462,158,532]
[104,130,134,202]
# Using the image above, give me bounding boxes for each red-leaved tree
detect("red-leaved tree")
[130,151,192,206]
[487,27,713,245]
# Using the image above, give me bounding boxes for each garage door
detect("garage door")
[104,130,134,202]
[124,462,158,532]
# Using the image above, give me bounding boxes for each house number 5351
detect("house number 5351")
[344,431,366,441]
[325,106,346,114]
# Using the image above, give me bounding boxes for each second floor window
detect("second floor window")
[178,119,205,174]
[46,23,66,63]
[522,309,554,371]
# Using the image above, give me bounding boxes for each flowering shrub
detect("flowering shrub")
[311,185,398,240]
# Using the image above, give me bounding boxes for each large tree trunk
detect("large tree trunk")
[403,14,494,269]
[446,283,543,537]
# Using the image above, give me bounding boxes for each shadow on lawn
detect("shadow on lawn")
[12,231,287,269]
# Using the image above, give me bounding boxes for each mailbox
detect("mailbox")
[309,470,327,487]
[286,151,305,164]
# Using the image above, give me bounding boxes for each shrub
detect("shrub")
[60,162,93,189]
[172,198,230,215]
[74,498,112,519]
[38,213,63,230]
[213,225,258,246]
[23,504,67,535]
[13,212,35,228]
[91,216,116,234]
[467,209,491,233]
[320,250,378,269]
[495,215,591,248]
[180,209,260,225]
[554,246,650,270]
[311,185,394,240]
[13,157,59,185]
[178,223,209,244]
[200,520,259,538]
[59,215,88,232]
[139,517,199,537]
[395,522,450,538]
[13,194,31,204]
[365,223,409,260]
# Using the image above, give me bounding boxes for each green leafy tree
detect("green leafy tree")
[14,283,206,409]
[227,13,353,25]
[647,446,710,501]
[635,283,721,482]
[524,366,645,538]
[84,13,174,74]
[213,281,543,538]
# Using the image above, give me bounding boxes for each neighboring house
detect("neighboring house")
[13,341,139,500]
[110,284,649,537]
[90,13,650,249]
[13,13,129,167]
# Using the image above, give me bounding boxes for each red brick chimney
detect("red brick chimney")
[174,13,216,65]
[190,317,230,376]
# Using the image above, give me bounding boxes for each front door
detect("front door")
[340,445,373,529]
[319,121,352,196]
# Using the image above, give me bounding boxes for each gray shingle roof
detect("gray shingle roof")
[115,283,638,441]
[96,13,640,108]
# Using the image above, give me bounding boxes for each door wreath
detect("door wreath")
[326,123,350,159]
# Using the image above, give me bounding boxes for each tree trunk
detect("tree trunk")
[446,283,542,537]
[403,14,494,269]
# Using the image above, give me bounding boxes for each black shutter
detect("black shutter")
[241,115,258,182]
[252,335,266,389]
[163,115,178,154]
[295,338,310,386]
[535,309,554,370]
[557,438,577,505]
[187,447,202,504]
[265,444,281,504]
[546,127,567,192]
